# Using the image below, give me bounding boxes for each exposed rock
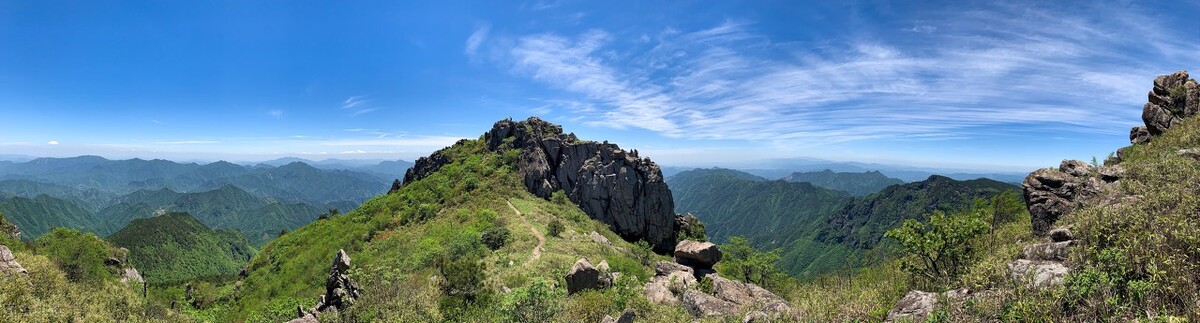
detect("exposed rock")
[654,261,694,276]
[105,257,121,266]
[1142,71,1199,136]
[566,258,610,295]
[661,271,697,293]
[1008,259,1069,288]
[643,280,678,305]
[1130,126,1152,144]
[589,231,612,245]
[1178,148,1200,160]
[405,117,680,252]
[1023,241,1072,261]
[674,240,722,269]
[599,310,634,323]
[1098,165,1124,183]
[314,249,361,312]
[1022,160,1104,236]
[885,290,938,323]
[0,220,19,241]
[710,274,754,305]
[287,312,319,323]
[743,311,770,323]
[944,288,971,303]
[0,245,27,275]
[597,260,610,272]
[388,179,402,194]
[1049,228,1073,242]
[120,267,143,284]
[760,301,792,318]
[682,289,740,317]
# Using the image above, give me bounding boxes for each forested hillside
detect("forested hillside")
[108,212,256,284]
[781,170,904,196]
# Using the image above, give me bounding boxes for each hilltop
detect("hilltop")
[107,212,255,284]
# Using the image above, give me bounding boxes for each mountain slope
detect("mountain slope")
[668,168,851,243]
[107,212,256,284]
[0,195,97,238]
[782,169,904,196]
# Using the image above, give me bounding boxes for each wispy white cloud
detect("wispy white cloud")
[268,109,284,119]
[465,23,491,56]
[153,140,221,145]
[490,2,1200,147]
[341,96,367,109]
[47,141,59,145]
[350,108,378,117]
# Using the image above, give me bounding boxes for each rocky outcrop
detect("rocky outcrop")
[673,240,721,270]
[681,289,740,317]
[0,245,27,275]
[885,290,938,322]
[401,117,680,252]
[642,253,789,319]
[295,249,362,320]
[1142,71,1199,136]
[119,267,144,284]
[1178,148,1200,160]
[565,258,611,295]
[1008,259,1070,288]
[1022,160,1113,236]
[600,310,635,323]
[0,219,19,241]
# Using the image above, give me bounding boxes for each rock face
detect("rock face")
[681,289,740,317]
[402,117,680,252]
[673,240,722,269]
[119,267,144,284]
[565,258,610,295]
[1022,160,1109,236]
[885,290,938,322]
[0,245,27,275]
[643,257,789,319]
[1008,259,1069,288]
[1142,71,1199,136]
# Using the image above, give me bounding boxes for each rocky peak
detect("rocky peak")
[402,117,680,252]
[1141,70,1199,138]
[1022,159,1117,236]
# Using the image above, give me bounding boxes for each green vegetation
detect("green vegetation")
[546,219,564,237]
[107,212,256,285]
[0,194,96,239]
[885,209,989,289]
[782,169,905,196]
[719,236,784,288]
[34,228,120,284]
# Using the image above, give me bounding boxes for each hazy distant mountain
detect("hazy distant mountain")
[782,170,904,196]
[256,157,414,180]
[665,157,1029,183]
[108,212,255,284]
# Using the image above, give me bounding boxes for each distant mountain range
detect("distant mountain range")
[661,157,1029,183]
[667,168,1019,278]
[782,170,904,196]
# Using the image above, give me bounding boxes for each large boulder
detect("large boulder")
[566,258,610,295]
[1023,241,1072,261]
[119,267,143,284]
[885,290,938,323]
[1142,71,1199,136]
[314,249,361,312]
[0,245,27,275]
[404,117,680,253]
[1022,160,1104,236]
[1008,259,1069,288]
[681,289,740,317]
[674,240,722,269]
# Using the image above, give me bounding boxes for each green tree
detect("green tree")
[481,226,510,251]
[884,209,989,288]
[720,236,783,287]
[546,219,564,238]
[503,279,559,322]
[34,228,115,283]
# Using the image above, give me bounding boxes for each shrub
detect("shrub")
[551,190,570,205]
[33,228,115,284]
[481,226,510,251]
[547,219,565,238]
[884,209,989,289]
[502,279,559,322]
[719,236,783,288]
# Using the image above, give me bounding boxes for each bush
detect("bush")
[502,279,559,322]
[547,219,564,238]
[884,209,989,289]
[33,228,116,284]
[551,190,570,205]
[481,226,511,251]
[719,236,783,288]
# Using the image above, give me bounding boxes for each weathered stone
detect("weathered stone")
[674,240,722,269]
[654,261,694,276]
[743,311,770,323]
[681,289,740,317]
[1142,71,1199,136]
[0,219,19,241]
[1130,126,1152,144]
[643,280,678,305]
[597,260,610,272]
[105,257,121,267]
[1049,228,1073,242]
[316,249,360,312]
[660,271,697,293]
[759,300,791,318]
[1099,165,1124,183]
[1008,259,1069,288]
[120,267,143,284]
[1178,148,1200,160]
[0,245,27,275]
[710,274,753,305]
[1022,160,1102,236]
[944,288,971,303]
[1023,241,1072,261]
[388,179,402,194]
[406,117,680,252]
[566,258,610,295]
[885,290,938,323]
[589,231,612,245]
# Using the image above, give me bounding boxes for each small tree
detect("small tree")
[481,226,510,251]
[720,236,782,287]
[546,219,564,238]
[885,210,989,288]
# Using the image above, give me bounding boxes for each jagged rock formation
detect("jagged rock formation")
[292,249,361,322]
[1022,160,1117,236]
[0,219,19,241]
[0,245,27,275]
[402,117,680,252]
[1142,71,1199,136]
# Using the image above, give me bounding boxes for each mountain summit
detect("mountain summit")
[404,117,681,252]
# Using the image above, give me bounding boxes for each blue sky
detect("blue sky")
[1,1,1197,171]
